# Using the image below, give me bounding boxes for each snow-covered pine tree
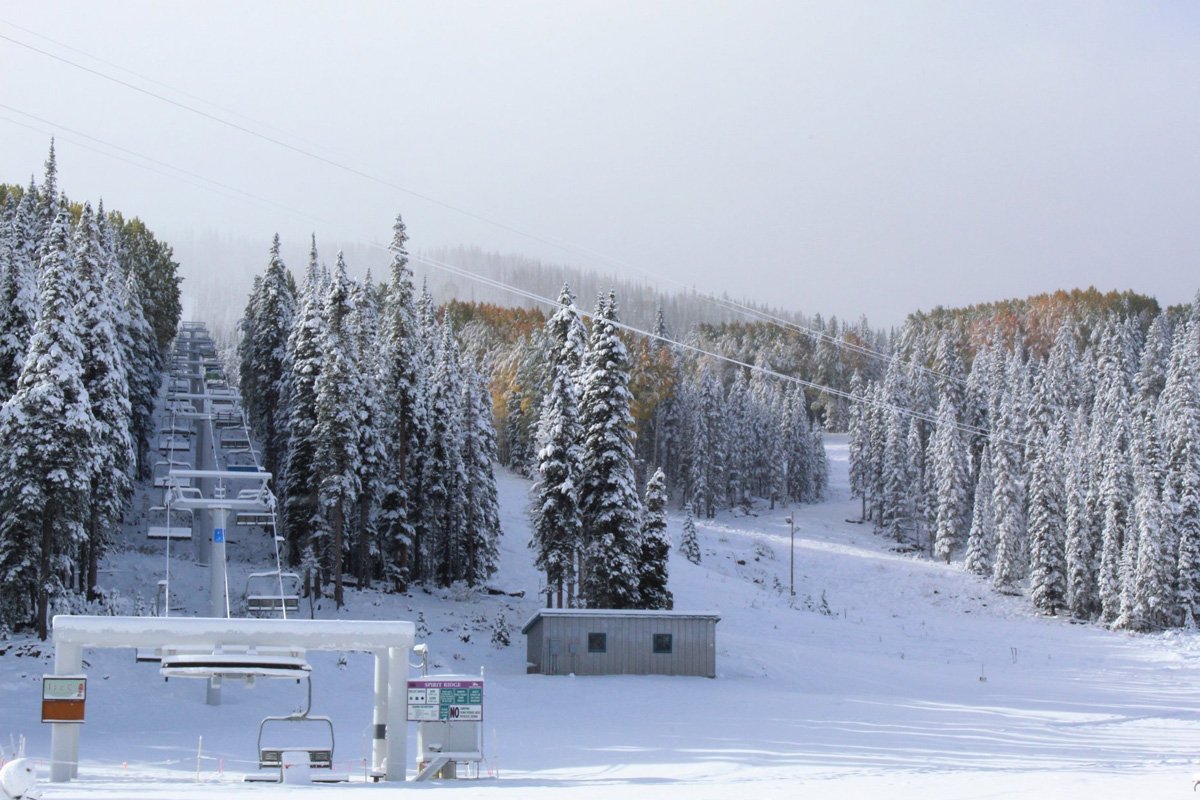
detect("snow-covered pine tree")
[531,285,587,607]
[0,208,96,638]
[905,415,928,550]
[647,304,682,482]
[72,203,133,597]
[118,268,158,478]
[312,254,362,607]
[756,373,787,508]
[638,467,673,610]
[460,361,501,587]
[33,141,59,255]
[1128,410,1172,630]
[847,370,869,519]
[1134,312,1172,409]
[1097,419,1133,625]
[1094,322,1134,625]
[1162,314,1200,627]
[579,292,642,608]
[991,352,1028,595]
[1027,424,1067,615]
[281,259,326,566]
[680,501,701,564]
[694,366,725,517]
[964,444,994,577]
[350,273,386,589]
[880,406,909,542]
[963,344,993,483]
[245,235,295,480]
[406,282,438,581]
[864,382,889,525]
[377,215,420,589]
[0,186,39,402]
[810,421,828,501]
[725,371,752,511]
[931,395,969,564]
[425,320,467,587]
[1064,412,1098,619]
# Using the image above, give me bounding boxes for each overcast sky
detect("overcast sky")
[2,1,1198,326]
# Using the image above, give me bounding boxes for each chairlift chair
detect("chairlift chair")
[244,572,302,616]
[152,459,191,489]
[252,675,339,781]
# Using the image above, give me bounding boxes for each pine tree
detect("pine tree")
[245,235,296,479]
[406,282,438,581]
[281,259,326,566]
[312,254,361,607]
[426,320,467,587]
[679,502,701,564]
[1162,316,1200,626]
[0,186,39,402]
[377,215,420,589]
[1129,411,1172,630]
[460,361,502,586]
[579,292,642,608]
[880,407,909,542]
[0,208,96,638]
[1027,425,1067,614]
[1064,413,1098,619]
[931,396,969,563]
[964,445,994,577]
[531,286,586,607]
[72,203,133,597]
[694,366,725,517]
[350,274,386,588]
[991,354,1028,595]
[1097,421,1133,625]
[638,467,673,609]
[1094,327,1134,625]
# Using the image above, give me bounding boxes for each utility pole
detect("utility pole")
[786,514,795,596]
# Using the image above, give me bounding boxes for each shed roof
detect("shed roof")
[521,609,721,634]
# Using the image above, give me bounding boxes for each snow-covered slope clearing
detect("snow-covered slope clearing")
[1,436,1196,798]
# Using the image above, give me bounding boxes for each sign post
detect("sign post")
[407,676,485,779]
[42,676,87,723]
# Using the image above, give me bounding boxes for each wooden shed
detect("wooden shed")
[522,609,719,678]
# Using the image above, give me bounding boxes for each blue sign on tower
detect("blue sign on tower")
[213,528,225,544]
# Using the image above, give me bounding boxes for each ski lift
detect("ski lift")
[250,676,340,782]
[147,505,193,541]
[244,572,302,616]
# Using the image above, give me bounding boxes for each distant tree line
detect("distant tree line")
[0,143,182,638]
[850,289,1200,631]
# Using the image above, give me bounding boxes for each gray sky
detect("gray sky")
[2,1,1198,326]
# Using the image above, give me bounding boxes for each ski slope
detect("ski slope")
[1,435,1197,798]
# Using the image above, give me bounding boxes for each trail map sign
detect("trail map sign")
[406,678,483,722]
[42,676,87,723]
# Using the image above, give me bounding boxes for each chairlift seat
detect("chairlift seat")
[244,572,302,615]
[147,526,193,540]
[159,651,311,680]
[257,713,335,771]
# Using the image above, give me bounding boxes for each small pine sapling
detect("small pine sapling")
[680,503,701,564]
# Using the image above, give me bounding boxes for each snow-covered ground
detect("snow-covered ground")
[2,434,1198,798]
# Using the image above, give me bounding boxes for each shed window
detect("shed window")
[653,633,673,654]
[587,632,607,653]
